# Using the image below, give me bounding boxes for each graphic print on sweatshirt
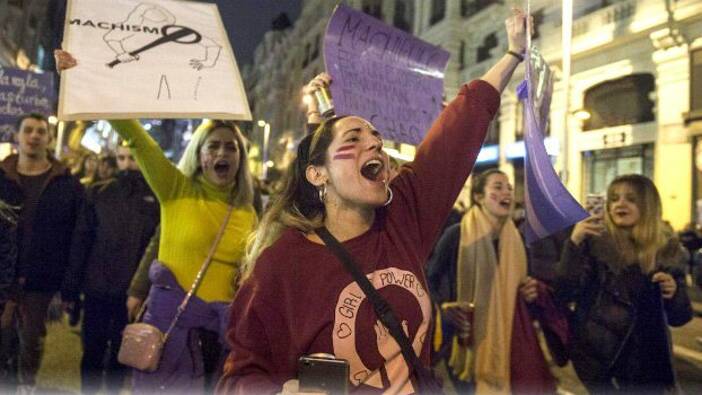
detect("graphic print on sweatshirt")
[333,267,431,394]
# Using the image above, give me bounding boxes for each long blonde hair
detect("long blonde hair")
[177,120,254,207]
[242,117,345,278]
[604,174,666,273]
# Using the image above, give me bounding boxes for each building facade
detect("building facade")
[246,0,702,230]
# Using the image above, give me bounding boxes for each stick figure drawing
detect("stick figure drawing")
[103,3,222,100]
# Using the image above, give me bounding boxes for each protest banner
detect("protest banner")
[520,47,588,244]
[59,0,250,121]
[323,5,450,146]
[0,66,56,142]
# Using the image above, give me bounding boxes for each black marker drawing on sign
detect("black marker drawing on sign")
[102,3,223,100]
[106,24,202,68]
[193,76,202,101]
[157,74,171,100]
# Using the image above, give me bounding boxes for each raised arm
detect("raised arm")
[54,49,185,201]
[109,120,185,202]
[386,9,528,256]
[481,8,528,93]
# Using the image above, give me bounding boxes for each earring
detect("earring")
[318,183,327,204]
[384,182,393,206]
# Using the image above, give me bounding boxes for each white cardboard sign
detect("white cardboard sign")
[59,0,251,121]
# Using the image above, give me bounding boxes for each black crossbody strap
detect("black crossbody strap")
[315,227,426,376]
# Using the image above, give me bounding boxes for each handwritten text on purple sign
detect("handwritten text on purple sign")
[324,5,449,146]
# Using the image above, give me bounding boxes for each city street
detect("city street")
[30,295,702,394]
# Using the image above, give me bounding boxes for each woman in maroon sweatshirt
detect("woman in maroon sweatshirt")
[218,10,528,395]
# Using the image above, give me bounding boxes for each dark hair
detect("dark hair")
[244,116,347,275]
[100,154,117,169]
[291,116,346,218]
[470,168,507,207]
[16,113,49,131]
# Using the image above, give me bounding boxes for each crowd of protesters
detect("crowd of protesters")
[0,7,698,395]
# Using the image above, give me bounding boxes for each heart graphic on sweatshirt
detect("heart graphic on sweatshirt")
[336,323,352,339]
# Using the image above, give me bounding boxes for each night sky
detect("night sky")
[212,0,302,67]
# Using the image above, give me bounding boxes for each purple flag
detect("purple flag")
[323,5,450,145]
[0,66,56,142]
[520,48,588,244]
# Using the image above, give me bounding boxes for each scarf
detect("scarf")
[448,206,527,394]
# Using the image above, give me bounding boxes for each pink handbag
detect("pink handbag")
[118,322,165,372]
[118,204,235,372]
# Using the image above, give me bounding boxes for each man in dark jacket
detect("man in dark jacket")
[62,144,159,394]
[0,113,84,392]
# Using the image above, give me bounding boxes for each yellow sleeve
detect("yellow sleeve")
[109,119,185,202]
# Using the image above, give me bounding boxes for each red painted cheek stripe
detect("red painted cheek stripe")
[333,153,355,160]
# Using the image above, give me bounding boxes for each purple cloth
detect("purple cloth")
[323,4,450,145]
[132,261,230,395]
[519,48,588,245]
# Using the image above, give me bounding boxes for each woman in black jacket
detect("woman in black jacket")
[556,174,692,394]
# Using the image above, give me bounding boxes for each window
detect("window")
[484,111,500,145]
[516,101,551,139]
[362,0,383,19]
[690,48,702,120]
[583,144,654,195]
[302,43,311,68]
[458,41,466,70]
[476,32,497,63]
[310,34,320,62]
[461,0,499,17]
[532,9,544,40]
[393,0,414,32]
[582,74,655,131]
[430,0,446,25]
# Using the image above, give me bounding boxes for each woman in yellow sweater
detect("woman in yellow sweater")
[112,118,256,394]
[56,49,257,394]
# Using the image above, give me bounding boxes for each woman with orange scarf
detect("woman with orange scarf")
[427,169,567,394]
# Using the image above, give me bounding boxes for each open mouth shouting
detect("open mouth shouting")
[213,159,231,179]
[498,197,512,210]
[360,158,385,182]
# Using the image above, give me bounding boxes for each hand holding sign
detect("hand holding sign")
[106,24,202,68]
[323,5,449,146]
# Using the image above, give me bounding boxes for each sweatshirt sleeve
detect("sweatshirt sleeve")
[388,80,500,258]
[218,259,294,395]
[109,120,185,202]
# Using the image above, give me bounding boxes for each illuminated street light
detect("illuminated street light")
[257,120,266,127]
[48,116,58,125]
[573,109,591,121]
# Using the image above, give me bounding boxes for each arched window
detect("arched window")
[476,32,497,63]
[582,73,655,131]
[430,0,446,25]
[362,0,383,19]
[393,0,414,32]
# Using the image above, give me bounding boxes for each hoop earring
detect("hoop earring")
[384,183,393,206]
[318,183,327,204]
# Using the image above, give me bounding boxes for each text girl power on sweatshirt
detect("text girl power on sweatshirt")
[218,80,500,395]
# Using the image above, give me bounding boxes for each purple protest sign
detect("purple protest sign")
[0,66,56,142]
[323,5,449,146]
[521,48,588,244]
